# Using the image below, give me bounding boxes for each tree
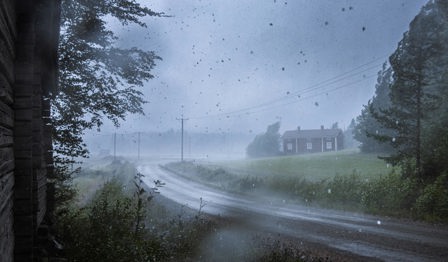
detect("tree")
[343,118,357,149]
[369,0,448,179]
[246,122,281,158]
[52,0,163,207]
[354,63,396,153]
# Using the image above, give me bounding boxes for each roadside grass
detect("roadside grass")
[63,158,330,261]
[61,158,222,261]
[165,151,424,218]
[213,149,393,182]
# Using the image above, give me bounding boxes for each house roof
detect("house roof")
[282,128,342,139]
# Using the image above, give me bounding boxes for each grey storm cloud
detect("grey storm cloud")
[105,0,427,135]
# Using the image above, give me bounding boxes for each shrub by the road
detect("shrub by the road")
[57,162,218,261]
[169,162,448,222]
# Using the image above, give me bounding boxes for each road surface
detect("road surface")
[138,160,448,261]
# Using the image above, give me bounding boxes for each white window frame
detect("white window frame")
[306,142,312,150]
[326,141,332,150]
[287,143,293,151]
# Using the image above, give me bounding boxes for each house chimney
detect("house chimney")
[321,125,324,130]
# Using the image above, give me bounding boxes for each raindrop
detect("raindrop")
[324,21,329,26]
[327,188,332,194]
[362,26,366,31]
[269,22,273,26]
[314,102,319,106]
[281,67,285,71]
[377,220,382,225]
[392,137,396,142]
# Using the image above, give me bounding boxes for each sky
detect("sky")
[100,0,429,136]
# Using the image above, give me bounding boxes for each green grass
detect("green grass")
[212,149,393,181]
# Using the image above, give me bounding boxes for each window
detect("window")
[306,142,312,150]
[287,143,293,151]
[326,142,332,150]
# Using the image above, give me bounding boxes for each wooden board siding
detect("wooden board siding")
[0,0,59,261]
[0,0,15,261]
[283,129,345,155]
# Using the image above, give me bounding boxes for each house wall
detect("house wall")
[283,132,344,155]
[0,0,59,261]
[283,138,297,154]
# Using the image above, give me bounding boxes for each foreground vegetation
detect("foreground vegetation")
[166,151,448,222]
[57,159,337,261]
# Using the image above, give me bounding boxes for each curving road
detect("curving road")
[138,160,448,261]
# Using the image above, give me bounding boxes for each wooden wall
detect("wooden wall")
[0,1,17,261]
[0,0,59,261]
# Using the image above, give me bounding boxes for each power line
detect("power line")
[211,73,377,119]
[188,58,384,120]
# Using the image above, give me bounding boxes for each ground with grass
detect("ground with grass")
[165,150,427,219]
[211,149,393,182]
[60,157,351,261]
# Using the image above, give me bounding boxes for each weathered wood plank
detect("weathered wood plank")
[0,194,13,262]
[0,160,13,175]
[0,0,17,41]
[0,101,13,128]
[0,42,14,83]
[0,172,13,213]
[0,146,13,159]
[0,125,13,147]
[0,74,13,105]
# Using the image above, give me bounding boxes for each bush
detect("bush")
[414,172,448,222]
[361,172,417,216]
[59,177,167,262]
[322,172,365,209]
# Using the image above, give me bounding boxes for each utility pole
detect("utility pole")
[176,116,188,162]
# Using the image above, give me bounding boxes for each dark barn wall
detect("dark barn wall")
[0,1,17,261]
[0,0,59,261]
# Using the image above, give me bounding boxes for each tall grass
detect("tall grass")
[167,156,447,222]
[215,150,392,182]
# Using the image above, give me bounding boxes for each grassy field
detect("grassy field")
[210,149,393,182]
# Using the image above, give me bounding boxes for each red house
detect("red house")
[282,126,344,154]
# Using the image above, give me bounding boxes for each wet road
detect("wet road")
[138,160,448,261]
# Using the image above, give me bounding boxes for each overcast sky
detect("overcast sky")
[100,0,428,136]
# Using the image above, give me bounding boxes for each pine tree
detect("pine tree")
[369,0,448,179]
[354,63,395,153]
